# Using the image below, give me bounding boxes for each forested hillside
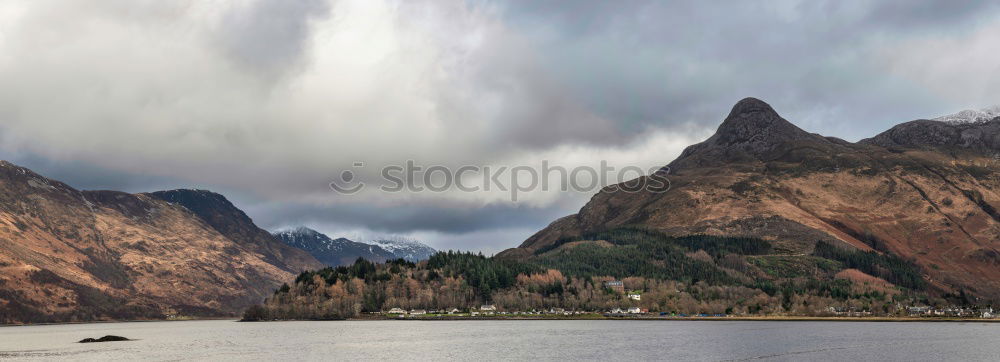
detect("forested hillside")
[245,228,966,320]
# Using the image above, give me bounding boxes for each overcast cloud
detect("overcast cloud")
[1,0,998,253]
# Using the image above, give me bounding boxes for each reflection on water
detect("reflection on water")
[1,320,999,361]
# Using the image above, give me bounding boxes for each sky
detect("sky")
[1,0,999,254]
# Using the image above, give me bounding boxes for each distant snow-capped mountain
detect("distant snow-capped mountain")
[933,106,1000,124]
[273,227,396,267]
[273,227,437,266]
[369,237,437,262]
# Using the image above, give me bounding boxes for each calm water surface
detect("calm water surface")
[1,319,998,361]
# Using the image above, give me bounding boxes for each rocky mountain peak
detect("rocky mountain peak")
[273,227,334,247]
[725,97,778,118]
[148,189,254,233]
[277,226,322,238]
[933,106,1000,125]
[273,226,396,266]
[714,97,814,146]
[861,113,1000,153]
[370,237,437,262]
[668,98,830,170]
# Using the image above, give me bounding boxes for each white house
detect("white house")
[410,309,427,315]
[448,308,461,314]
[480,304,497,311]
[907,306,932,316]
[387,308,406,314]
[627,293,641,301]
[628,307,642,314]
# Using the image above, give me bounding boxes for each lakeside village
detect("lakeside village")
[378,280,999,320]
[250,256,1000,322]
[383,281,656,318]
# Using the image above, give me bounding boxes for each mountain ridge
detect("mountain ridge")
[933,106,1000,125]
[273,227,396,266]
[369,237,437,262]
[148,189,320,273]
[860,117,1000,154]
[273,227,436,265]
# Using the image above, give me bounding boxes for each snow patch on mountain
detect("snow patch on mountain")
[273,227,436,265]
[369,236,437,262]
[273,226,396,266]
[933,106,1000,125]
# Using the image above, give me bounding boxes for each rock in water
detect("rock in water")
[78,335,130,343]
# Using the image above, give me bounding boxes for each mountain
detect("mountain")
[501,97,1000,302]
[932,106,1000,125]
[0,162,323,324]
[861,111,999,154]
[148,190,320,273]
[667,97,844,171]
[370,237,436,262]
[273,227,397,266]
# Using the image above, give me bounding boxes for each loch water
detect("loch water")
[2,319,999,361]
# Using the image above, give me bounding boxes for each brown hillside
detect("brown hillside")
[0,161,322,324]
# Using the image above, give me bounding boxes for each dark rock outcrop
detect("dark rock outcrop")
[79,335,130,343]
[668,97,840,172]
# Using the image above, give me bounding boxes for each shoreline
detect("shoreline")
[6,315,1000,327]
[0,317,238,328]
[357,316,1000,323]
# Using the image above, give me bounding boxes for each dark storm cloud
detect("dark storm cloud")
[215,0,330,76]
[249,199,571,235]
[861,1,999,30]
[494,0,1000,141]
[3,152,189,193]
